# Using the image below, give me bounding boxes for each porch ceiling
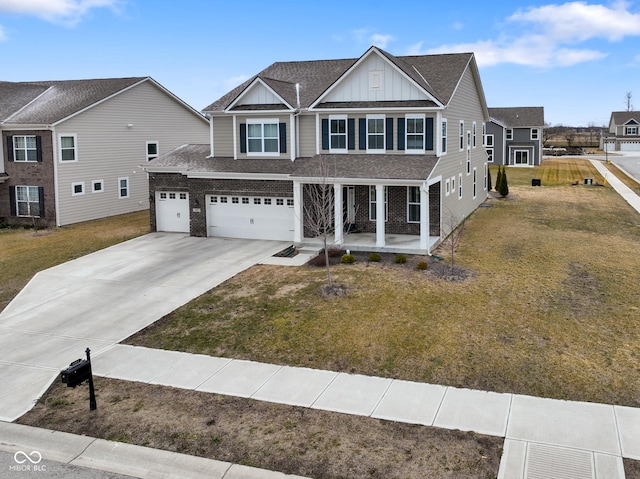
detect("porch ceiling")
[290,154,438,182]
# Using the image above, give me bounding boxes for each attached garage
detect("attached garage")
[619,141,640,151]
[207,194,294,241]
[156,191,190,233]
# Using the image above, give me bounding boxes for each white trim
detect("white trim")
[225,77,294,112]
[472,167,477,199]
[58,133,78,162]
[458,173,463,199]
[440,117,447,155]
[10,135,39,162]
[14,185,42,217]
[366,114,386,153]
[118,177,129,199]
[315,113,321,155]
[290,113,296,161]
[334,183,343,245]
[328,115,348,153]
[405,113,426,154]
[309,46,445,109]
[407,186,420,223]
[445,178,451,196]
[506,128,513,140]
[209,117,214,157]
[232,115,237,160]
[92,179,104,193]
[530,128,540,141]
[146,140,159,162]
[472,121,477,148]
[71,181,85,196]
[459,120,464,151]
[51,127,61,226]
[245,118,280,156]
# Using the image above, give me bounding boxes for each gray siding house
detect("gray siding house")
[601,111,640,151]
[146,46,490,253]
[486,107,544,166]
[0,77,209,226]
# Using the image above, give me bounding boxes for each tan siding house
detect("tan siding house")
[0,77,209,226]
[146,46,490,253]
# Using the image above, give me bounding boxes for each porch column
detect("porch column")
[376,184,385,247]
[293,181,303,244]
[334,183,343,246]
[420,182,429,251]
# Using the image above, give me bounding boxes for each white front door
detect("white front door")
[207,194,294,241]
[156,191,190,233]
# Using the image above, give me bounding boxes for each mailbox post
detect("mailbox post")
[60,348,97,411]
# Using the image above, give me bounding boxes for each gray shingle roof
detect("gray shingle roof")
[147,144,297,175]
[204,48,473,113]
[0,77,147,125]
[610,111,640,125]
[488,107,545,127]
[290,154,438,181]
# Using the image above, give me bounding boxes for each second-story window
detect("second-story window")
[531,128,540,140]
[147,141,159,161]
[247,119,279,154]
[441,119,447,154]
[13,136,38,162]
[459,121,464,150]
[506,129,513,140]
[406,115,425,152]
[367,115,385,152]
[625,125,638,136]
[330,116,347,152]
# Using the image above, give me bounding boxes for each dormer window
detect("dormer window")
[625,125,639,136]
[247,119,279,154]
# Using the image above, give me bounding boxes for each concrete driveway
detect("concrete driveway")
[0,233,288,421]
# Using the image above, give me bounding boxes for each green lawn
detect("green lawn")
[129,159,640,407]
[0,210,149,312]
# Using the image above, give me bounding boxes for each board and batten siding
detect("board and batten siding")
[431,64,487,237]
[55,80,209,226]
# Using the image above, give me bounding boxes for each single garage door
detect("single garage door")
[207,194,294,241]
[620,141,640,151]
[156,191,190,233]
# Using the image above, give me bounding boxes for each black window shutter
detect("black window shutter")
[321,119,329,150]
[397,118,405,150]
[239,124,247,153]
[426,118,434,150]
[386,117,394,150]
[9,186,16,216]
[36,136,42,162]
[38,187,45,218]
[6,136,14,162]
[348,118,355,150]
[279,123,287,153]
[359,118,366,150]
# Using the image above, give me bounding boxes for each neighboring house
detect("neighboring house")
[146,46,490,253]
[0,77,209,226]
[486,107,544,166]
[601,111,640,151]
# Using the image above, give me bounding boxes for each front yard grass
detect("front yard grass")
[128,158,640,408]
[0,210,149,312]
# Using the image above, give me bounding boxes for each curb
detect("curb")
[0,421,309,479]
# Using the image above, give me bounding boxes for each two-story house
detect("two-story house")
[146,46,490,254]
[485,107,544,167]
[0,77,209,227]
[601,111,640,151]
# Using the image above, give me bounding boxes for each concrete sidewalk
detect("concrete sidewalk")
[0,234,288,422]
[0,421,309,479]
[590,158,640,215]
[91,344,640,479]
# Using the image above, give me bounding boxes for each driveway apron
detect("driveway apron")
[0,233,287,422]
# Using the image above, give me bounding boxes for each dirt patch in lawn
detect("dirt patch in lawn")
[18,378,503,479]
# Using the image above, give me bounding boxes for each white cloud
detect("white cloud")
[370,33,394,49]
[423,1,640,68]
[0,0,122,26]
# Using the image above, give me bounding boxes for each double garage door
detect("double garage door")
[207,194,294,241]
[619,141,640,151]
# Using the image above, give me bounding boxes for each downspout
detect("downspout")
[51,126,61,227]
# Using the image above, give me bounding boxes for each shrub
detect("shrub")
[394,254,407,264]
[368,252,381,262]
[417,261,428,270]
[341,254,356,264]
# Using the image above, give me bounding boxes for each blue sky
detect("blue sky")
[1,0,640,126]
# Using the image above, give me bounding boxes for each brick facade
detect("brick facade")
[0,130,55,225]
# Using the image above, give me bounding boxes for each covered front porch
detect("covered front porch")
[304,232,441,255]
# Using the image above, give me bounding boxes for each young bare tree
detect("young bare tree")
[442,212,466,276]
[302,159,337,288]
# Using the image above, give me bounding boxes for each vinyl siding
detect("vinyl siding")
[298,114,316,157]
[431,65,487,237]
[212,116,234,157]
[55,80,209,226]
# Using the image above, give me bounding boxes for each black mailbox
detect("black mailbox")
[61,358,91,388]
